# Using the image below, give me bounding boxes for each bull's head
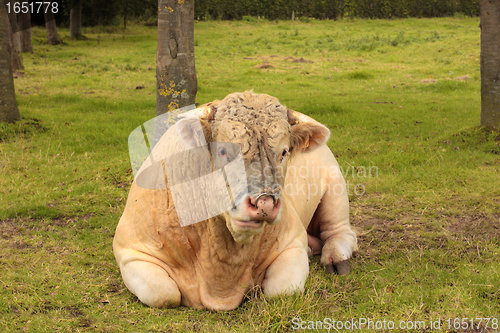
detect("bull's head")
[175,92,330,244]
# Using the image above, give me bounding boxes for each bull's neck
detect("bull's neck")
[205,217,262,263]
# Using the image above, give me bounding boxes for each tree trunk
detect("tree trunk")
[480,0,500,131]
[124,6,127,30]
[156,0,197,117]
[18,11,33,54]
[0,0,22,123]
[44,2,61,45]
[70,0,83,38]
[7,8,23,72]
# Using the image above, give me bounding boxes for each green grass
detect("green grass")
[1,17,499,332]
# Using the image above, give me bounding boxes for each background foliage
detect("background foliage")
[29,0,158,27]
[194,0,480,21]
[27,0,479,27]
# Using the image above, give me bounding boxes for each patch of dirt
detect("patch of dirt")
[13,240,30,250]
[351,197,500,240]
[243,57,256,60]
[350,194,500,255]
[0,219,26,239]
[46,201,58,209]
[115,182,130,189]
[447,213,500,240]
[291,57,314,63]
[455,75,471,81]
[65,306,84,317]
[78,318,93,327]
[345,59,365,62]
[420,79,438,83]
[252,63,274,69]
[0,214,94,240]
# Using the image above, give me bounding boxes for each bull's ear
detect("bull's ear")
[175,117,211,149]
[290,122,330,152]
[287,108,330,152]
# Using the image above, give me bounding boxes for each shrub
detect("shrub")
[193,0,479,21]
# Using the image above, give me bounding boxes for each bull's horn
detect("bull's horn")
[193,100,220,120]
[286,108,323,126]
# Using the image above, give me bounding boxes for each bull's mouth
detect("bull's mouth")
[233,219,264,228]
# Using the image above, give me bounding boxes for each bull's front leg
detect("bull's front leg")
[261,235,309,297]
[312,173,357,276]
[117,250,181,308]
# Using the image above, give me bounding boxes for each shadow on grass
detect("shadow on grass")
[0,117,48,143]
[441,126,500,155]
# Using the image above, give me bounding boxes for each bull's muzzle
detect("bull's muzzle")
[241,193,281,224]
[254,192,278,208]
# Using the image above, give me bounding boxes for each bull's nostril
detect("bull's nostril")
[254,193,277,208]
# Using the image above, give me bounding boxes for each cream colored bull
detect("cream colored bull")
[113,92,357,310]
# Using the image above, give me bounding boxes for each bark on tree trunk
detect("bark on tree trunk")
[124,6,127,30]
[44,3,61,45]
[480,0,500,131]
[18,11,33,54]
[156,0,197,117]
[70,0,83,38]
[7,9,23,72]
[0,0,22,123]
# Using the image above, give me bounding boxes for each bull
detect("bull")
[113,91,357,310]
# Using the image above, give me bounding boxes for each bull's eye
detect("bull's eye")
[218,147,230,162]
[218,148,227,156]
[280,147,289,163]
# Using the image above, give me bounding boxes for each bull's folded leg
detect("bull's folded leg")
[120,260,181,308]
[261,245,309,297]
[307,234,323,256]
[313,161,358,276]
[318,224,356,276]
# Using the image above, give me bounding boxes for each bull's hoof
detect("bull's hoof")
[325,260,350,276]
[333,260,350,276]
[325,264,335,274]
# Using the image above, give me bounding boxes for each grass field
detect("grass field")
[1,17,499,332]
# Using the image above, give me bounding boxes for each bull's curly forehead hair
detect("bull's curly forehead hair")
[213,91,290,132]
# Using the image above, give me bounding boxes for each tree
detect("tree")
[18,11,33,54]
[6,6,23,72]
[70,0,82,38]
[480,0,500,131]
[156,0,197,116]
[0,0,21,123]
[44,2,61,45]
